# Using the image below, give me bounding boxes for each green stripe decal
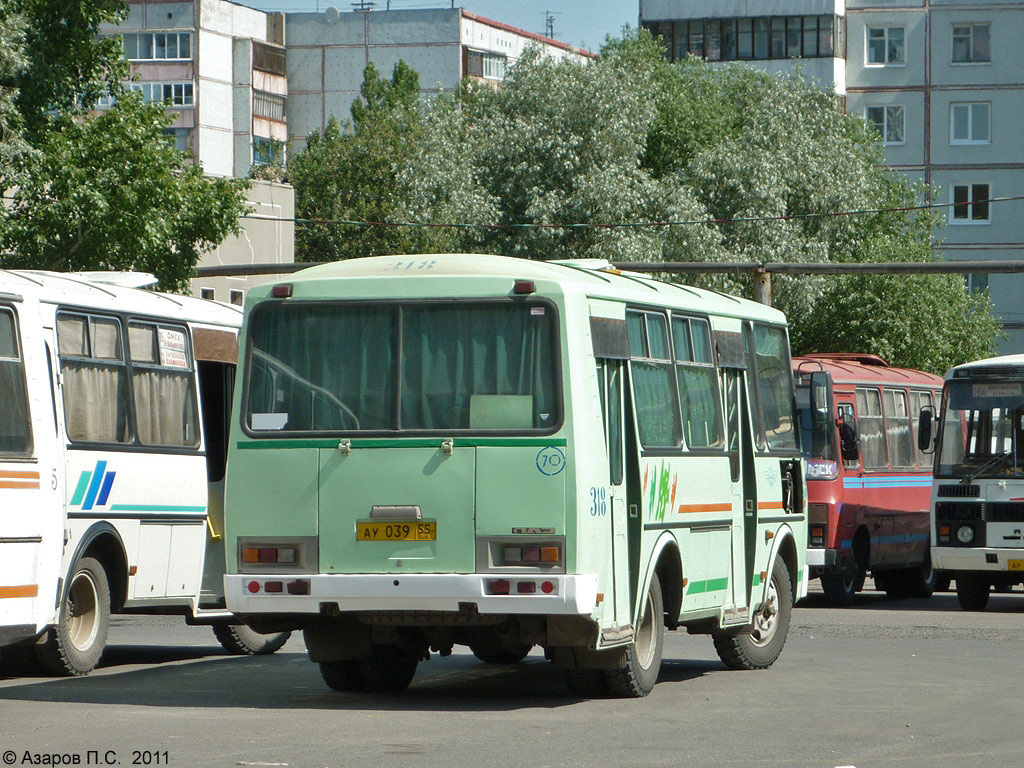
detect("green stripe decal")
[109,505,207,513]
[69,471,91,506]
[752,573,762,587]
[237,437,567,450]
[686,577,729,595]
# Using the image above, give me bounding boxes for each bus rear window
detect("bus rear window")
[0,306,33,455]
[245,301,559,434]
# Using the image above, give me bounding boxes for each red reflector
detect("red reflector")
[246,581,260,594]
[523,546,540,562]
[513,280,535,295]
[287,580,311,595]
[541,581,555,594]
[516,581,536,594]
[259,548,278,563]
[271,284,293,298]
[264,581,283,593]
[488,579,511,595]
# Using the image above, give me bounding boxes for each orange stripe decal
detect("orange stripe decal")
[0,470,40,479]
[0,481,41,490]
[758,501,785,510]
[0,470,41,490]
[0,585,38,599]
[677,503,733,515]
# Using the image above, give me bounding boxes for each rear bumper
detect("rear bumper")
[225,573,599,617]
[933,546,1024,573]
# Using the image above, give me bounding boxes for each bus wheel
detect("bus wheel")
[934,573,953,592]
[821,566,858,607]
[213,624,291,655]
[605,572,664,698]
[956,574,990,611]
[319,660,365,692]
[714,558,792,671]
[469,636,532,664]
[36,557,110,676]
[359,644,418,693]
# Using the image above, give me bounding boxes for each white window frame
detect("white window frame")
[130,82,195,107]
[951,23,991,65]
[865,104,905,145]
[482,53,507,80]
[866,25,905,66]
[950,182,991,225]
[122,31,192,61]
[950,102,991,145]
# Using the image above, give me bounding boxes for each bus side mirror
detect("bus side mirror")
[838,417,859,461]
[809,371,830,426]
[918,407,934,453]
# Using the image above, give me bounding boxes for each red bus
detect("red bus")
[793,354,943,605]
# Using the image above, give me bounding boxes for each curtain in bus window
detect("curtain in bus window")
[856,388,888,469]
[884,389,914,468]
[0,309,32,454]
[247,305,396,431]
[400,304,556,430]
[677,366,721,448]
[132,370,196,447]
[61,362,129,443]
[633,362,679,447]
[752,325,797,451]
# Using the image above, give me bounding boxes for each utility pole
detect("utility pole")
[543,11,562,38]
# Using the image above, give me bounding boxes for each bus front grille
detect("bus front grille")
[935,502,982,521]
[989,503,1024,523]
[937,484,980,498]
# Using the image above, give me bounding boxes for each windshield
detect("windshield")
[244,300,560,434]
[937,378,1024,478]
[795,382,838,478]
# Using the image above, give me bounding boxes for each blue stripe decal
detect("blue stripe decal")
[96,472,116,507]
[841,532,930,549]
[81,461,107,512]
[842,477,932,489]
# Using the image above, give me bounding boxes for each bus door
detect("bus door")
[597,359,630,626]
[719,338,757,613]
[835,400,865,566]
[855,387,894,566]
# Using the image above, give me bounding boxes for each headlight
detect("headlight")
[956,525,975,544]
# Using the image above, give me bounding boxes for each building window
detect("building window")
[866,105,905,144]
[162,127,191,152]
[952,23,990,63]
[253,91,286,122]
[867,26,904,65]
[482,52,506,80]
[950,102,990,144]
[644,15,841,62]
[951,183,991,223]
[253,41,286,76]
[200,288,215,300]
[229,290,244,306]
[966,273,989,294]
[252,136,283,166]
[122,32,192,61]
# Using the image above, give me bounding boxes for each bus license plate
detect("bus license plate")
[357,521,436,542]
[1008,560,1024,571]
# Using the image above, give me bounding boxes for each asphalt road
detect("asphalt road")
[1,582,1023,768]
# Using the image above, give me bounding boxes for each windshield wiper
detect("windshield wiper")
[962,451,1015,484]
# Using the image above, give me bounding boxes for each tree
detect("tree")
[0,0,249,291]
[290,61,451,261]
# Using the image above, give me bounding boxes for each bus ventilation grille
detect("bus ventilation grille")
[989,503,1024,523]
[935,502,982,520]
[937,484,980,498]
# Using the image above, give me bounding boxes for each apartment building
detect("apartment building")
[285,7,595,150]
[640,1,1024,354]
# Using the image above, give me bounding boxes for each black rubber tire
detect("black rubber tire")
[872,569,904,598]
[213,624,291,656]
[35,557,110,676]
[469,633,532,664]
[319,660,365,692]
[714,558,792,670]
[605,572,664,698]
[956,573,990,611]
[902,556,937,599]
[934,573,953,593]
[821,567,858,607]
[359,644,418,693]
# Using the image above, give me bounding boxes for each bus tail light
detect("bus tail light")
[938,524,951,543]
[238,537,317,573]
[808,504,828,547]
[501,543,562,565]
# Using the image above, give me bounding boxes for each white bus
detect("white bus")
[921,353,1024,610]
[223,254,808,697]
[0,270,288,676]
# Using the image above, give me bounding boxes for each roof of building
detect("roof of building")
[461,10,596,58]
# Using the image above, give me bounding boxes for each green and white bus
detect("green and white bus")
[224,254,808,697]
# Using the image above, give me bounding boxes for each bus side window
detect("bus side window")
[855,388,889,470]
[128,322,199,448]
[0,305,33,455]
[57,312,130,444]
[883,388,914,468]
[911,390,935,468]
[627,310,681,449]
[837,403,859,469]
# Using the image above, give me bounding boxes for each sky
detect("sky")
[242,0,639,52]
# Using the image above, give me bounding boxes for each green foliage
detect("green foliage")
[290,61,452,261]
[0,0,249,292]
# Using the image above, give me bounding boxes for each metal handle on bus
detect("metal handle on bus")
[338,438,352,455]
[441,438,454,455]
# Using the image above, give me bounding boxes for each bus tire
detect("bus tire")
[36,557,110,676]
[821,567,858,607]
[713,558,792,671]
[213,624,291,656]
[359,644,418,693]
[469,636,532,664]
[605,572,664,698]
[319,660,365,692]
[956,573,990,611]
[934,573,953,592]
